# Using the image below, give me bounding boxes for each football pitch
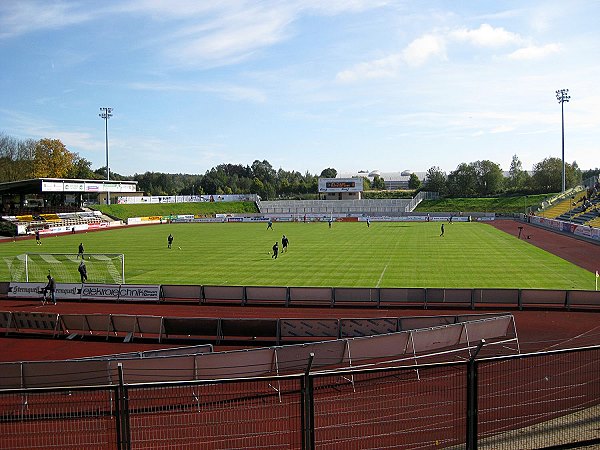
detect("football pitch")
[0,221,595,289]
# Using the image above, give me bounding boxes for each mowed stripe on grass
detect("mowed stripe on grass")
[0,221,595,289]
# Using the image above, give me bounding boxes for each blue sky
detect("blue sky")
[1,1,598,177]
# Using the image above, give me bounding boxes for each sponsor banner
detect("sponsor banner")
[8,282,82,300]
[8,282,46,298]
[81,284,160,302]
[227,217,243,222]
[41,181,64,192]
[64,182,85,191]
[87,223,108,230]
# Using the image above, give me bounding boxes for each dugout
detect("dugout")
[0,177,139,214]
[318,177,363,200]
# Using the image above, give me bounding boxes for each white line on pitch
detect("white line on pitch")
[376,264,388,288]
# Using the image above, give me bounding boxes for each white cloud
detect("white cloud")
[450,23,523,47]
[402,34,446,67]
[336,54,402,82]
[0,2,95,38]
[508,43,561,60]
[336,34,445,82]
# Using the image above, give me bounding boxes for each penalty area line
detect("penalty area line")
[376,264,388,288]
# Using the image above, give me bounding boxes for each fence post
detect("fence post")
[466,340,485,450]
[302,353,315,450]
[117,363,131,450]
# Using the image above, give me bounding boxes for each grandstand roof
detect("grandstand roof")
[0,177,138,195]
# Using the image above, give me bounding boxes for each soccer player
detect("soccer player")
[272,242,279,259]
[367,217,371,227]
[440,223,445,237]
[281,235,289,252]
[78,242,84,259]
[168,233,173,249]
[43,274,56,305]
[78,260,88,283]
[35,230,41,245]
[328,218,332,228]
[267,219,274,230]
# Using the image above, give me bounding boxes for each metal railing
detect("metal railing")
[2,345,600,449]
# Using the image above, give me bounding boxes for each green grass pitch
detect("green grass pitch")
[0,221,595,289]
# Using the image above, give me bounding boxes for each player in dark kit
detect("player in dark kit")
[168,234,174,249]
[267,219,274,230]
[272,242,279,259]
[43,274,56,305]
[281,235,289,252]
[440,223,445,237]
[78,242,84,259]
[78,260,88,283]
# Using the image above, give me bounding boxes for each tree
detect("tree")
[319,168,337,178]
[447,163,478,197]
[408,173,421,190]
[371,175,386,190]
[473,160,504,195]
[531,157,580,192]
[506,155,528,191]
[33,139,75,178]
[424,166,447,194]
[66,154,96,179]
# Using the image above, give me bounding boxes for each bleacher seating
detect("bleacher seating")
[260,199,413,215]
[1,210,112,234]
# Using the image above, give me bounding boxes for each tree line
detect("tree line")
[1,132,598,199]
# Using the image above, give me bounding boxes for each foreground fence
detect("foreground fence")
[1,345,599,449]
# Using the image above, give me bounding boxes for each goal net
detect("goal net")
[5,253,125,284]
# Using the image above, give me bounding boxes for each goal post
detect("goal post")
[8,253,125,284]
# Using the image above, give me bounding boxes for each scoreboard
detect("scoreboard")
[318,178,363,193]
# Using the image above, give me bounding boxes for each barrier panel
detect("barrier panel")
[0,311,12,330]
[84,314,114,335]
[11,312,60,334]
[333,287,379,305]
[114,356,196,383]
[160,284,202,303]
[379,287,426,306]
[288,286,332,306]
[21,360,112,388]
[410,325,464,354]
[275,340,348,373]
[220,318,278,340]
[399,315,457,331]
[162,317,220,340]
[473,288,519,306]
[345,332,411,364]
[59,314,90,335]
[202,285,245,304]
[567,290,600,308]
[340,318,398,337]
[244,286,287,305]
[459,316,513,345]
[426,288,472,307]
[195,347,275,379]
[0,281,9,296]
[520,289,567,307]
[0,363,22,389]
[279,318,339,341]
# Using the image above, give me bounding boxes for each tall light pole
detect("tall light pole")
[556,89,570,193]
[99,107,113,204]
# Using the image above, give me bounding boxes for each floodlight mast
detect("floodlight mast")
[99,107,113,204]
[555,89,570,193]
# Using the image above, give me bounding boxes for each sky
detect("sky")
[1,1,599,177]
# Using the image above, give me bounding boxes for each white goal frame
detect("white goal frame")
[23,253,125,284]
